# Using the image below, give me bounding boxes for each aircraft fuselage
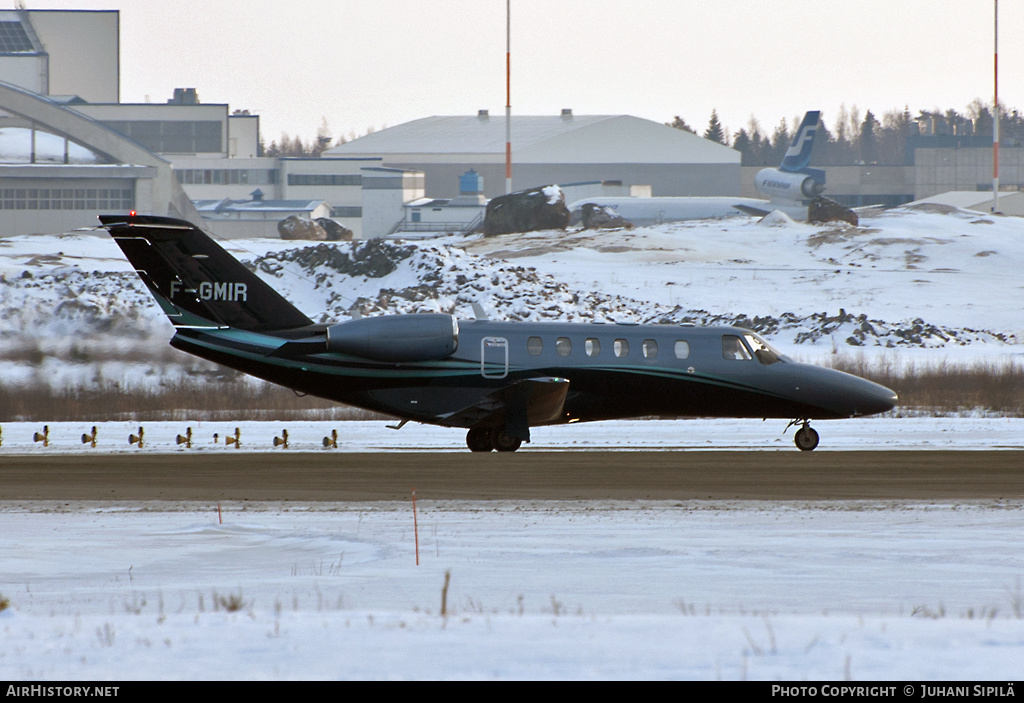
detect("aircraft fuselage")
[171,319,896,429]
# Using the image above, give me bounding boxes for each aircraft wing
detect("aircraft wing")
[439,376,570,441]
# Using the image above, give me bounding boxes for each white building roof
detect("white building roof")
[325,114,738,165]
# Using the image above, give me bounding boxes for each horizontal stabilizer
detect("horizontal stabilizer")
[268,336,328,358]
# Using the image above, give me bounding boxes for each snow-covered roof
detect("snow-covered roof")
[326,114,738,165]
[908,190,1024,216]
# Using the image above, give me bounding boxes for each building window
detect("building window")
[103,120,223,154]
[0,21,35,52]
[174,169,278,186]
[287,174,362,186]
[0,187,133,211]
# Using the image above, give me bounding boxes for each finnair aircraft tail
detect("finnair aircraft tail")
[753,111,825,202]
[567,110,825,223]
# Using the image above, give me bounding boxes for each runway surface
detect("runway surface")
[1,451,1022,501]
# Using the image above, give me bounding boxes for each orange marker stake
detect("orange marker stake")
[218,503,222,525]
[412,487,419,566]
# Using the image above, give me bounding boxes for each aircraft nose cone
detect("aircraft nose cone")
[848,378,898,417]
[797,366,898,418]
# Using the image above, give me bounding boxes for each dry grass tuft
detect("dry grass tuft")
[826,355,1024,416]
[0,377,386,423]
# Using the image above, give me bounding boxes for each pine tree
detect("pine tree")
[859,110,879,164]
[769,118,791,165]
[731,128,751,164]
[313,117,332,156]
[668,116,695,134]
[704,109,725,144]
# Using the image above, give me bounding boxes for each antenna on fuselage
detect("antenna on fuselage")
[471,302,489,320]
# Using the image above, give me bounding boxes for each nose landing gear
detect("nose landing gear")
[789,420,820,451]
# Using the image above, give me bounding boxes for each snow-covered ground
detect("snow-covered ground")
[1,494,1023,680]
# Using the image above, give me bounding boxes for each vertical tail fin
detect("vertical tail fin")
[99,214,314,332]
[779,111,820,173]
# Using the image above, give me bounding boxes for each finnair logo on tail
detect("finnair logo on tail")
[780,111,820,173]
[170,280,248,302]
[785,125,817,159]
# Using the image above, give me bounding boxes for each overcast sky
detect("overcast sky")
[27,0,1024,145]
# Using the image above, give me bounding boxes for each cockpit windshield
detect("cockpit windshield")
[743,333,785,365]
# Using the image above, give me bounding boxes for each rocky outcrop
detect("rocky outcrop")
[808,196,859,226]
[278,215,327,241]
[316,218,353,242]
[579,203,634,230]
[483,185,571,236]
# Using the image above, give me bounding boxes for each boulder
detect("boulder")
[579,203,634,230]
[278,215,327,241]
[316,218,353,242]
[807,196,859,226]
[483,185,571,236]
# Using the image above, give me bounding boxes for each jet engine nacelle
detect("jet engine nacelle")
[754,168,825,201]
[325,313,458,362]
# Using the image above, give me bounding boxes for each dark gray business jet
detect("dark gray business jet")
[99,214,897,452]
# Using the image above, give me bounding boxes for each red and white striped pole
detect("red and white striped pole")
[993,0,1000,213]
[412,487,420,566]
[505,0,512,195]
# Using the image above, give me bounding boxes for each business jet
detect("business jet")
[99,212,896,451]
[567,111,826,223]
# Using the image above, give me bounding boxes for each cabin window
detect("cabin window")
[585,338,601,357]
[722,335,753,361]
[527,336,543,356]
[613,339,629,358]
[642,339,658,359]
[674,340,690,359]
[556,337,572,356]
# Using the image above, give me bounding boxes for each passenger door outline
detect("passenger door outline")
[481,336,509,379]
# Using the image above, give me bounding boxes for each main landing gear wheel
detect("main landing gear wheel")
[466,427,493,452]
[794,424,820,452]
[490,427,523,453]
